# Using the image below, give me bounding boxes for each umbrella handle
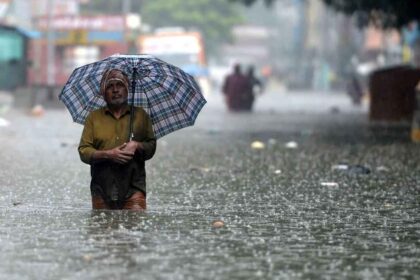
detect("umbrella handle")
[128,67,137,141]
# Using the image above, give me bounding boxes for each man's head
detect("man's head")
[233,63,241,74]
[100,69,130,107]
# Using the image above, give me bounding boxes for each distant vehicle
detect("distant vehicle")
[138,28,210,96]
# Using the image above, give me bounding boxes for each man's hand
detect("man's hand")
[107,143,134,164]
[122,141,143,155]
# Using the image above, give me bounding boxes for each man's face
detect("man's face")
[104,78,128,106]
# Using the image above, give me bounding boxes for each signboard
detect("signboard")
[35,15,126,31]
[141,35,201,54]
[54,30,88,45]
[53,30,124,45]
[30,0,79,17]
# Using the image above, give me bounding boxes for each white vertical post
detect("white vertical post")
[122,0,131,14]
[46,0,55,92]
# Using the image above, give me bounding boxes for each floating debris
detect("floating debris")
[376,166,390,172]
[320,182,339,187]
[332,164,349,171]
[189,166,211,173]
[285,141,298,149]
[82,254,93,262]
[0,117,10,127]
[348,165,371,175]
[332,164,371,175]
[251,141,265,150]
[212,220,224,228]
[30,105,45,117]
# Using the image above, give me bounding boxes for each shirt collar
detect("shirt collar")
[104,104,131,116]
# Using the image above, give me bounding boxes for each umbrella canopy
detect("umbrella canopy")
[59,54,206,138]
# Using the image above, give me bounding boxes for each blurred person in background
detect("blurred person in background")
[260,64,272,88]
[246,65,264,110]
[346,73,363,106]
[222,64,253,112]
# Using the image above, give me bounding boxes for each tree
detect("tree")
[142,0,244,55]
[80,0,143,15]
[230,0,420,29]
[322,0,420,29]
[81,0,244,55]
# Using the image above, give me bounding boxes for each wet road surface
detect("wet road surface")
[0,90,419,279]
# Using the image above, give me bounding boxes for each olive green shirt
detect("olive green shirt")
[78,106,156,201]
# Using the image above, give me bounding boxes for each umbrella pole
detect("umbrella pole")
[128,67,137,141]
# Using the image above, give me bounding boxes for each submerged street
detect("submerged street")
[0,89,419,279]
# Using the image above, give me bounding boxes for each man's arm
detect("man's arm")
[141,112,157,160]
[78,115,96,164]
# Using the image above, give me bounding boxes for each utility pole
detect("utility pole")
[122,0,131,14]
[46,0,56,100]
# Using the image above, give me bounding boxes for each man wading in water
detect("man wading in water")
[78,69,156,210]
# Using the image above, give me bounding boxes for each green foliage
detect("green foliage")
[142,0,244,55]
[80,0,243,55]
[79,0,142,14]
[231,0,420,29]
[322,0,420,28]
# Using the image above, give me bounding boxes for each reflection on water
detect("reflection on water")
[0,108,419,279]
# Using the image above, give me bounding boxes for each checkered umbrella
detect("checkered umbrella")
[59,54,206,139]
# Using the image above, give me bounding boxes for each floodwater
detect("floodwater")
[0,91,419,279]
